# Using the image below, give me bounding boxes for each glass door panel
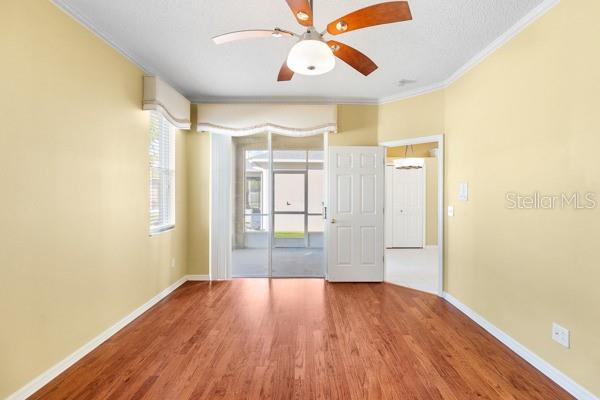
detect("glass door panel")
[231,133,270,277]
[274,214,305,247]
[231,132,325,278]
[274,173,305,212]
[271,133,324,277]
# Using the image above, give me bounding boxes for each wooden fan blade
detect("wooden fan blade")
[328,40,378,76]
[327,1,412,35]
[213,29,293,45]
[277,60,294,81]
[285,0,313,27]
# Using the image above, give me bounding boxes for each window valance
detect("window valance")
[196,104,337,137]
[143,76,191,129]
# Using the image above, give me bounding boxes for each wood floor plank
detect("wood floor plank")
[29,279,574,400]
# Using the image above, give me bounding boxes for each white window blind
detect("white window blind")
[149,111,175,234]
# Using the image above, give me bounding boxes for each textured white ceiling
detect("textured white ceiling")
[55,0,546,102]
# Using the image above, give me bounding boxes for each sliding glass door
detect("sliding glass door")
[231,132,325,278]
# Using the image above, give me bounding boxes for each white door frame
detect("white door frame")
[379,134,444,296]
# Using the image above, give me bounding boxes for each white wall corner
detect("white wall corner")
[443,292,598,400]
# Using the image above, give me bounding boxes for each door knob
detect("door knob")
[331,218,336,224]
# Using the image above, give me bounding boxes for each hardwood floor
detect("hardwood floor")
[31,279,573,399]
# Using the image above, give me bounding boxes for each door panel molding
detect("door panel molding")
[327,146,384,282]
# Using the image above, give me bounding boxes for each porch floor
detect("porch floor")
[232,247,324,277]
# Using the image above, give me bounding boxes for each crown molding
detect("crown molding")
[52,0,560,106]
[378,81,447,105]
[51,0,152,74]
[190,96,379,105]
[377,0,560,105]
[50,0,187,98]
[442,0,560,88]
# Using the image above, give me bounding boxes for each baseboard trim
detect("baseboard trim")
[7,274,209,400]
[443,292,597,400]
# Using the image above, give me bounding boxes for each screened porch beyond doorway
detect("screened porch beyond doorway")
[231,133,325,278]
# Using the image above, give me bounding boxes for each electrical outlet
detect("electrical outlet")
[448,206,454,216]
[170,258,176,269]
[552,323,570,348]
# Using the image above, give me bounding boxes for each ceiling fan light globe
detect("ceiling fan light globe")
[286,40,335,76]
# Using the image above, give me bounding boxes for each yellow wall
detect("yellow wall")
[378,0,600,395]
[444,0,600,394]
[331,104,379,146]
[0,1,188,397]
[378,90,445,142]
[386,142,438,158]
[186,106,210,275]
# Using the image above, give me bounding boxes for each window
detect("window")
[149,111,175,234]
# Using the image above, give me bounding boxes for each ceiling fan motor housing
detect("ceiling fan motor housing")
[286,27,335,75]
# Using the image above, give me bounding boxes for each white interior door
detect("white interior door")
[392,168,424,248]
[327,146,384,282]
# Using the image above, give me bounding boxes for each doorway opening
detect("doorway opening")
[380,136,444,295]
[231,133,326,278]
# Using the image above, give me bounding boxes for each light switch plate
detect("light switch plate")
[448,206,454,217]
[458,182,469,201]
[552,323,570,348]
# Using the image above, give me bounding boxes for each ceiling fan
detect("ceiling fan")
[212,0,412,81]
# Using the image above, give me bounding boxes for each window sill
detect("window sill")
[149,225,175,237]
